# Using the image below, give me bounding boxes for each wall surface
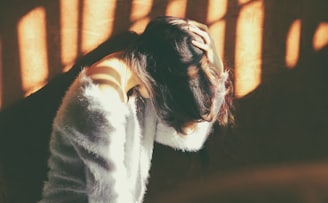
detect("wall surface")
[0,0,328,202]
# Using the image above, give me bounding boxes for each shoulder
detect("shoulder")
[86,54,126,102]
[53,69,129,132]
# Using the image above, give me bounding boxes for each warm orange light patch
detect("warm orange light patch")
[238,0,254,4]
[235,0,263,98]
[129,0,153,33]
[165,0,187,18]
[60,0,79,70]
[313,22,328,51]
[207,0,227,22]
[207,0,227,60]
[285,19,301,68]
[81,0,116,53]
[17,7,49,97]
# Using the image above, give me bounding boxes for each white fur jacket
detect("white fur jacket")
[39,69,227,203]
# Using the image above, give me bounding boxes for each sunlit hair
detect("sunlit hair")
[123,16,234,133]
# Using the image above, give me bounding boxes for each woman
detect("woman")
[39,16,233,203]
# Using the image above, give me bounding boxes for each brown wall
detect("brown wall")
[0,0,328,202]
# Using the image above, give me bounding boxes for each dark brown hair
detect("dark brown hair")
[124,16,234,133]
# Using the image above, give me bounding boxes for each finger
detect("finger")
[191,40,209,51]
[189,26,211,44]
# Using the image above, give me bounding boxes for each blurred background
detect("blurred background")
[0,0,327,202]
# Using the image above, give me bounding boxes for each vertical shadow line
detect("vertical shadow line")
[150,0,169,19]
[111,0,133,36]
[77,0,85,58]
[45,1,63,79]
[224,0,240,71]
[3,14,23,108]
[185,0,209,23]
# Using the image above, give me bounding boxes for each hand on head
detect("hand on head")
[188,20,224,77]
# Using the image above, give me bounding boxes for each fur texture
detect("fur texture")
[39,69,226,203]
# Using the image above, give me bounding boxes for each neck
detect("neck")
[117,53,140,94]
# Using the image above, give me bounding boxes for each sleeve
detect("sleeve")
[154,120,214,151]
[40,74,133,203]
